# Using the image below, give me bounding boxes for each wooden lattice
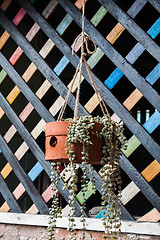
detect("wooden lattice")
[0,0,160,222]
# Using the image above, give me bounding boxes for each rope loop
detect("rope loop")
[57,0,110,122]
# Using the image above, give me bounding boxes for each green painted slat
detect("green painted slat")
[87,47,104,69]
[0,69,7,83]
[122,136,141,157]
[91,6,107,27]
[76,181,95,204]
[56,13,73,35]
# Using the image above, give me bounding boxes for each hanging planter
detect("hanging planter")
[46,1,127,239]
[45,119,105,164]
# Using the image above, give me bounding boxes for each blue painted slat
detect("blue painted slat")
[143,110,160,134]
[53,56,69,76]
[104,18,160,89]
[126,43,145,64]
[28,162,44,181]
[147,17,160,39]
[104,68,123,89]
[95,208,109,218]
[146,63,160,85]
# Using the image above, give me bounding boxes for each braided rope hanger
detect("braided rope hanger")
[57,0,110,122]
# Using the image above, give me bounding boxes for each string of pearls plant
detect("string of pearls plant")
[48,114,127,240]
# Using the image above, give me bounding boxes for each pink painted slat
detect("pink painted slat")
[19,103,34,122]
[42,185,52,202]
[26,23,40,41]
[13,183,25,200]
[12,8,26,26]
[9,46,23,65]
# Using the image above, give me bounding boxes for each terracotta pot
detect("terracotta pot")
[45,121,105,164]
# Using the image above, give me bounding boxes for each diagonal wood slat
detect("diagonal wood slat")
[0,0,160,223]
[0,134,49,214]
[14,0,160,165]
[0,173,22,213]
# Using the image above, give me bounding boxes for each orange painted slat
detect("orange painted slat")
[0,202,10,212]
[123,89,143,111]
[141,160,160,182]
[106,23,125,44]
[0,31,10,50]
[75,0,88,10]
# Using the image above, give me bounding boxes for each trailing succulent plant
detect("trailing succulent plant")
[48,114,127,240]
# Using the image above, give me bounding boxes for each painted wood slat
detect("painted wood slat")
[138,208,160,222]
[0,96,84,217]
[0,31,10,50]
[12,8,26,26]
[3,39,54,109]
[123,89,143,111]
[97,0,160,62]
[0,173,22,213]
[0,69,7,83]
[91,6,107,27]
[56,0,160,116]
[20,0,160,218]
[77,165,133,220]
[0,92,51,176]
[51,1,160,165]
[86,17,160,111]
[120,154,160,212]
[146,63,160,85]
[106,23,125,44]
[0,52,54,123]
[0,0,12,11]
[122,136,141,157]
[42,0,58,18]
[0,134,49,214]
[141,160,160,182]
[56,14,73,35]
[0,5,27,51]
[127,0,148,18]
[121,181,140,205]
[143,110,160,134]
[0,10,87,117]
[0,94,84,216]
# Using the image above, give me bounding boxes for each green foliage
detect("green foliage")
[48,115,127,240]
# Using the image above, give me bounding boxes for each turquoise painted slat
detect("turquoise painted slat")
[95,205,109,218]
[56,14,73,35]
[104,18,160,89]
[28,162,44,181]
[143,110,160,134]
[146,63,160,85]
[104,68,123,89]
[53,56,69,76]
[147,17,160,39]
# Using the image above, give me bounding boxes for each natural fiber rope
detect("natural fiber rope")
[57,0,110,121]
